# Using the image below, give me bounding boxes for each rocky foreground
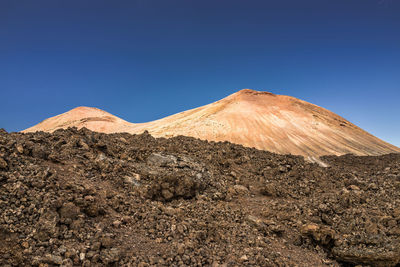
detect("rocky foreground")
[0,128,399,266]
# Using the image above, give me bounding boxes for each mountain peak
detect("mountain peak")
[69,106,100,112]
[67,106,111,116]
[23,106,131,134]
[229,89,276,99]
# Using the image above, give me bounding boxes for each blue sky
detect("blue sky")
[1,0,399,147]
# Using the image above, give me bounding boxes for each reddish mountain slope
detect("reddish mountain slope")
[23,89,400,157]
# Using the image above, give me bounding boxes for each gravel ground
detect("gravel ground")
[0,127,399,266]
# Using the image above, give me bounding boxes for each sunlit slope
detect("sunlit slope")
[24,89,400,157]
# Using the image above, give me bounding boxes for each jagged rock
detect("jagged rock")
[261,183,277,197]
[36,210,60,241]
[301,224,335,246]
[59,202,81,223]
[0,157,7,169]
[44,254,63,265]
[101,248,120,264]
[332,246,400,267]
[147,153,177,167]
[123,174,141,186]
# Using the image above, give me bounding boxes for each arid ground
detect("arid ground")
[1,128,399,266]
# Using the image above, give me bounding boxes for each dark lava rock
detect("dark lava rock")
[0,157,7,169]
[59,202,81,224]
[0,127,399,266]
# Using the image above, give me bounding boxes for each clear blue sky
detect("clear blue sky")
[1,0,399,147]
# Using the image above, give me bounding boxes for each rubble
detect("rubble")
[0,127,399,266]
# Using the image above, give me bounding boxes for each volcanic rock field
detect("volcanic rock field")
[1,127,399,266]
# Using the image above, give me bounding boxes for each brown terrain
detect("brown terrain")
[23,89,400,157]
[0,128,399,266]
[4,90,398,266]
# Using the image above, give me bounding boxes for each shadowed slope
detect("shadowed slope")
[23,89,400,157]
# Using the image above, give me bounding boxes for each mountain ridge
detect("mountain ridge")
[23,89,400,157]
